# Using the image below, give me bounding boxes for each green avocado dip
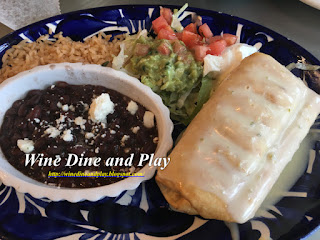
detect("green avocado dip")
[126,37,212,125]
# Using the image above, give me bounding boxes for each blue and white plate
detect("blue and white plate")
[0,5,320,240]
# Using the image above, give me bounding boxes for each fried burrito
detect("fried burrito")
[156,52,320,223]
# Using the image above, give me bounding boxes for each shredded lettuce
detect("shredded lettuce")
[112,30,149,70]
[165,74,216,125]
[286,62,320,71]
[184,75,214,124]
[171,3,188,32]
[177,87,193,108]
[168,80,201,124]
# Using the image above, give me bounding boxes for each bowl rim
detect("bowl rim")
[0,62,174,202]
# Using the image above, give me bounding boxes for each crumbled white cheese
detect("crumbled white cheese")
[74,116,86,130]
[58,123,66,130]
[101,122,106,128]
[57,102,62,108]
[121,135,130,142]
[132,126,140,134]
[44,126,61,138]
[95,147,100,153]
[110,130,116,134]
[34,118,40,123]
[121,135,130,146]
[56,114,66,125]
[69,105,75,111]
[62,129,73,142]
[51,85,55,89]
[62,104,69,111]
[80,101,89,111]
[126,100,139,115]
[17,138,34,153]
[89,93,115,123]
[143,111,155,128]
[85,132,95,139]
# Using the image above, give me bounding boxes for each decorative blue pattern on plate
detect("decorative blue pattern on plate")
[0,5,319,240]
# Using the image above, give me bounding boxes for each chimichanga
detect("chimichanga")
[156,52,320,223]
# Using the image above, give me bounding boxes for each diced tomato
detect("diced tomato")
[181,30,202,48]
[157,42,171,55]
[173,40,186,54]
[207,35,222,44]
[152,16,170,34]
[157,26,177,40]
[207,39,227,56]
[184,23,197,34]
[176,32,183,40]
[160,8,173,25]
[134,43,150,56]
[198,23,213,38]
[222,33,237,46]
[193,45,209,62]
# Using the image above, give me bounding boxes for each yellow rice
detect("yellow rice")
[0,32,123,83]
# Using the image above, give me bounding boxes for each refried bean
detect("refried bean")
[0,82,158,188]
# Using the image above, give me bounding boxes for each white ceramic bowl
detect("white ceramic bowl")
[0,63,173,202]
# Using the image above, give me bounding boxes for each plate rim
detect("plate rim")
[0,4,319,240]
[0,4,319,66]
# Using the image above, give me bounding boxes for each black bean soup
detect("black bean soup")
[0,82,158,188]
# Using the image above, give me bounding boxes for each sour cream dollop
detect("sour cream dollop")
[203,43,258,77]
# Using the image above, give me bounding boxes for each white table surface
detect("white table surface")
[0,0,319,239]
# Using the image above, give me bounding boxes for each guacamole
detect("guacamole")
[128,38,205,123]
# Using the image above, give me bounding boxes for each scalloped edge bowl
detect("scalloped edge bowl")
[0,63,173,202]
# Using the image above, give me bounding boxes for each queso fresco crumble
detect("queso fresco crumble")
[0,81,158,188]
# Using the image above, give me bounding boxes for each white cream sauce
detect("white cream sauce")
[225,221,240,240]
[225,131,318,240]
[256,131,318,217]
